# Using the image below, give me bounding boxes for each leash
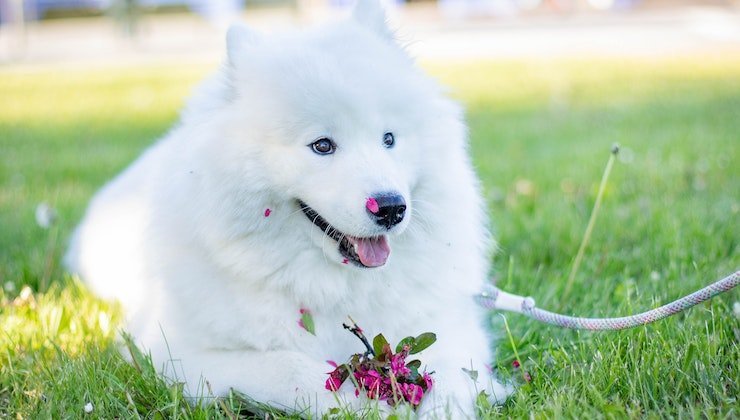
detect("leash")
[475,271,739,330]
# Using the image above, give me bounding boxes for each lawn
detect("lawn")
[1,56,738,418]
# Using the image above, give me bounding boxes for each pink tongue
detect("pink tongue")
[355,236,390,267]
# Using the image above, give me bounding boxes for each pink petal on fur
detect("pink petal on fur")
[366,197,379,214]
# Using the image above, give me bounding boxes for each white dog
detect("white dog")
[66,0,510,416]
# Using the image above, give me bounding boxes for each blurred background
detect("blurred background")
[1,0,739,66]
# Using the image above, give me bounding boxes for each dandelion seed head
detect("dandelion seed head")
[35,202,57,228]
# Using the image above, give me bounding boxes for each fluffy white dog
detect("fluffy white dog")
[66,0,510,416]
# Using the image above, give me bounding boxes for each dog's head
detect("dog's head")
[204,0,465,269]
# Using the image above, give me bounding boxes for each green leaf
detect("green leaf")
[462,367,478,381]
[169,381,184,402]
[300,311,315,335]
[409,332,436,354]
[406,359,422,369]
[337,364,350,382]
[476,390,492,415]
[396,336,415,353]
[350,354,361,365]
[373,334,389,358]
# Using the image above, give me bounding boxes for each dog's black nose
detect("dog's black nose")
[367,193,406,229]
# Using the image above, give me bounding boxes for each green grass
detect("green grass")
[1,56,739,418]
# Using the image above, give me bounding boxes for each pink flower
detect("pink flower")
[325,367,345,391]
[264,208,271,217]
[325,377,340,391]
[354,369,393,400]
[326,360,338,368]
[400,383,424,406]
[512,360,520,369]
[390,352,410,376]
[374,380,393,401]
[355,369,381,391]
[422,372,434,390]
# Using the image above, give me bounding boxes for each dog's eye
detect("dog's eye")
[383,132,395,148]
[310,138,336,155]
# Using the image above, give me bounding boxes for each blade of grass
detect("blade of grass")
[562,144,620,300]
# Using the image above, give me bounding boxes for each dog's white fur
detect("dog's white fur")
[66,1,510,416]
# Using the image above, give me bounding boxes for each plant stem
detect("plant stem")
[343,316,374,356]
[562,144,619,300]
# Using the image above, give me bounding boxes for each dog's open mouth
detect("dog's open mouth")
[298,200,390,268]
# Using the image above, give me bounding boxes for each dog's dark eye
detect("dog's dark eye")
[383,132,395,148]
[310,138,336,155]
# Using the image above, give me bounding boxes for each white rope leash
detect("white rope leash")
[475,271,739,330]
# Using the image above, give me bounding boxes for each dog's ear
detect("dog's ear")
[352,0,393,40]
[226,23,260,67]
